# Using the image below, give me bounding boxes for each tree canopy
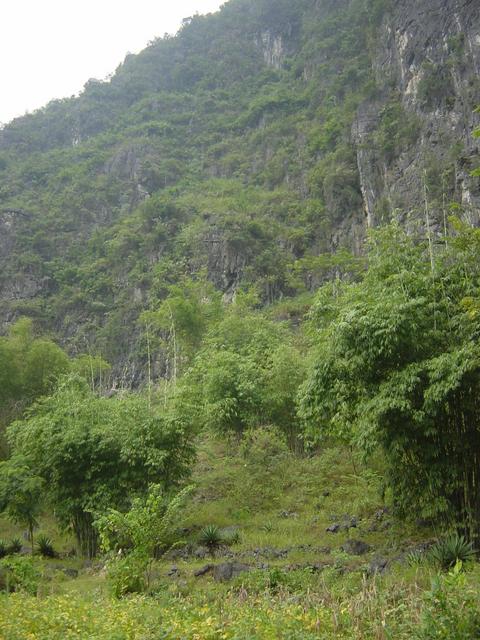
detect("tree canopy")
[7,376,195,556]
[301,222,480,540]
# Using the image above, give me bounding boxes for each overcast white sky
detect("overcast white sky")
[0,0,224,125]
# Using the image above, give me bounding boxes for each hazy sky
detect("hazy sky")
[0,0,224,125]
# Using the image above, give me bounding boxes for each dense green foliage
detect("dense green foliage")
[6,377,195,556]
[0,458,43,553]
[0,0,479,635]
[1,438,480,639]
[0,319,69,444]
[96,485,191,596]
[301,222,480,539]
[0,0,397,372]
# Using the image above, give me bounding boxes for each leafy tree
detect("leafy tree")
[0,457,43,553]
[0,319,70,455]
[142,276,222,377]
[7,376,195,557]
[0,318,70,408]
[71,354,111,391]
[180,307,307,445]
[301,222,480,541]
[263,344,307,452]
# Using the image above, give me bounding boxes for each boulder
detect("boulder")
[213,562,251,582]
[194,564,214,577]
[341,539,372,556]
[367,557,389,576]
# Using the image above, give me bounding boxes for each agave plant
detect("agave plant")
[8,538,23,554]
[36,534,56,558]
[198,525,224,556]
[429,534,476,570]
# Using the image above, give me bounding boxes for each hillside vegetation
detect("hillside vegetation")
[1,0,478,377]
[1,0,480,638]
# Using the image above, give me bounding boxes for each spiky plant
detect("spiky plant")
[429,534,476,570]
[198,525,224,556]
[8,538,22,554]
[36,534,56,558]
[406,549,424,567]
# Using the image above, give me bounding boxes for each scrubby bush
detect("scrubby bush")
[96,485,191,597]
[413,563,480,639]
[105,555,146,599]
[301,222,480,541]
[8,378,195,557]
[232,567,317,595]
[0,556,40,595]
[223,529,241,546]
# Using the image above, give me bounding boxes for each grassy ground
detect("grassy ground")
[1,434,479,639]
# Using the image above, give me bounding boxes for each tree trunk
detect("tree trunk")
[73,511,98,558]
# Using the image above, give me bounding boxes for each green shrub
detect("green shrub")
[36,534,56,558]
[414,563,480,639]
[232,568,316,595]
[106,555,146,599]
[417,62,454,109]
[429,534,476,570]
[0,556,40,595]
[374,98,421,160]
[406,549,425,567]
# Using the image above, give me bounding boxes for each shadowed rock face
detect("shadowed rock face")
[353,0,480,234]
[0,210,45,329]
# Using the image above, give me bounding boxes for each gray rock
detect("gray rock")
[286,562,329,573]
[328,515,359,532]
[374,508,389,521]
[62,568,79,579]
[367,557,389,576]
[326,524,340,533]
[341,539,372,556]
[279,510,298,519]
[194,564,214,577]
[213,562,251,582]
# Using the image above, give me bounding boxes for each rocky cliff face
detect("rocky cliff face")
[354,0,480,235]
[0,0,479,375]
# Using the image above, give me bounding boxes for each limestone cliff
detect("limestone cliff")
[0,0,479,376]
[353,0,480,235]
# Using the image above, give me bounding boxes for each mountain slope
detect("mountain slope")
[0,0,479,379]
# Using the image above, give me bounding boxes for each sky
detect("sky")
[0,0,224,125]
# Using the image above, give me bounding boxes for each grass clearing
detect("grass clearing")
[1,436,478,639]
